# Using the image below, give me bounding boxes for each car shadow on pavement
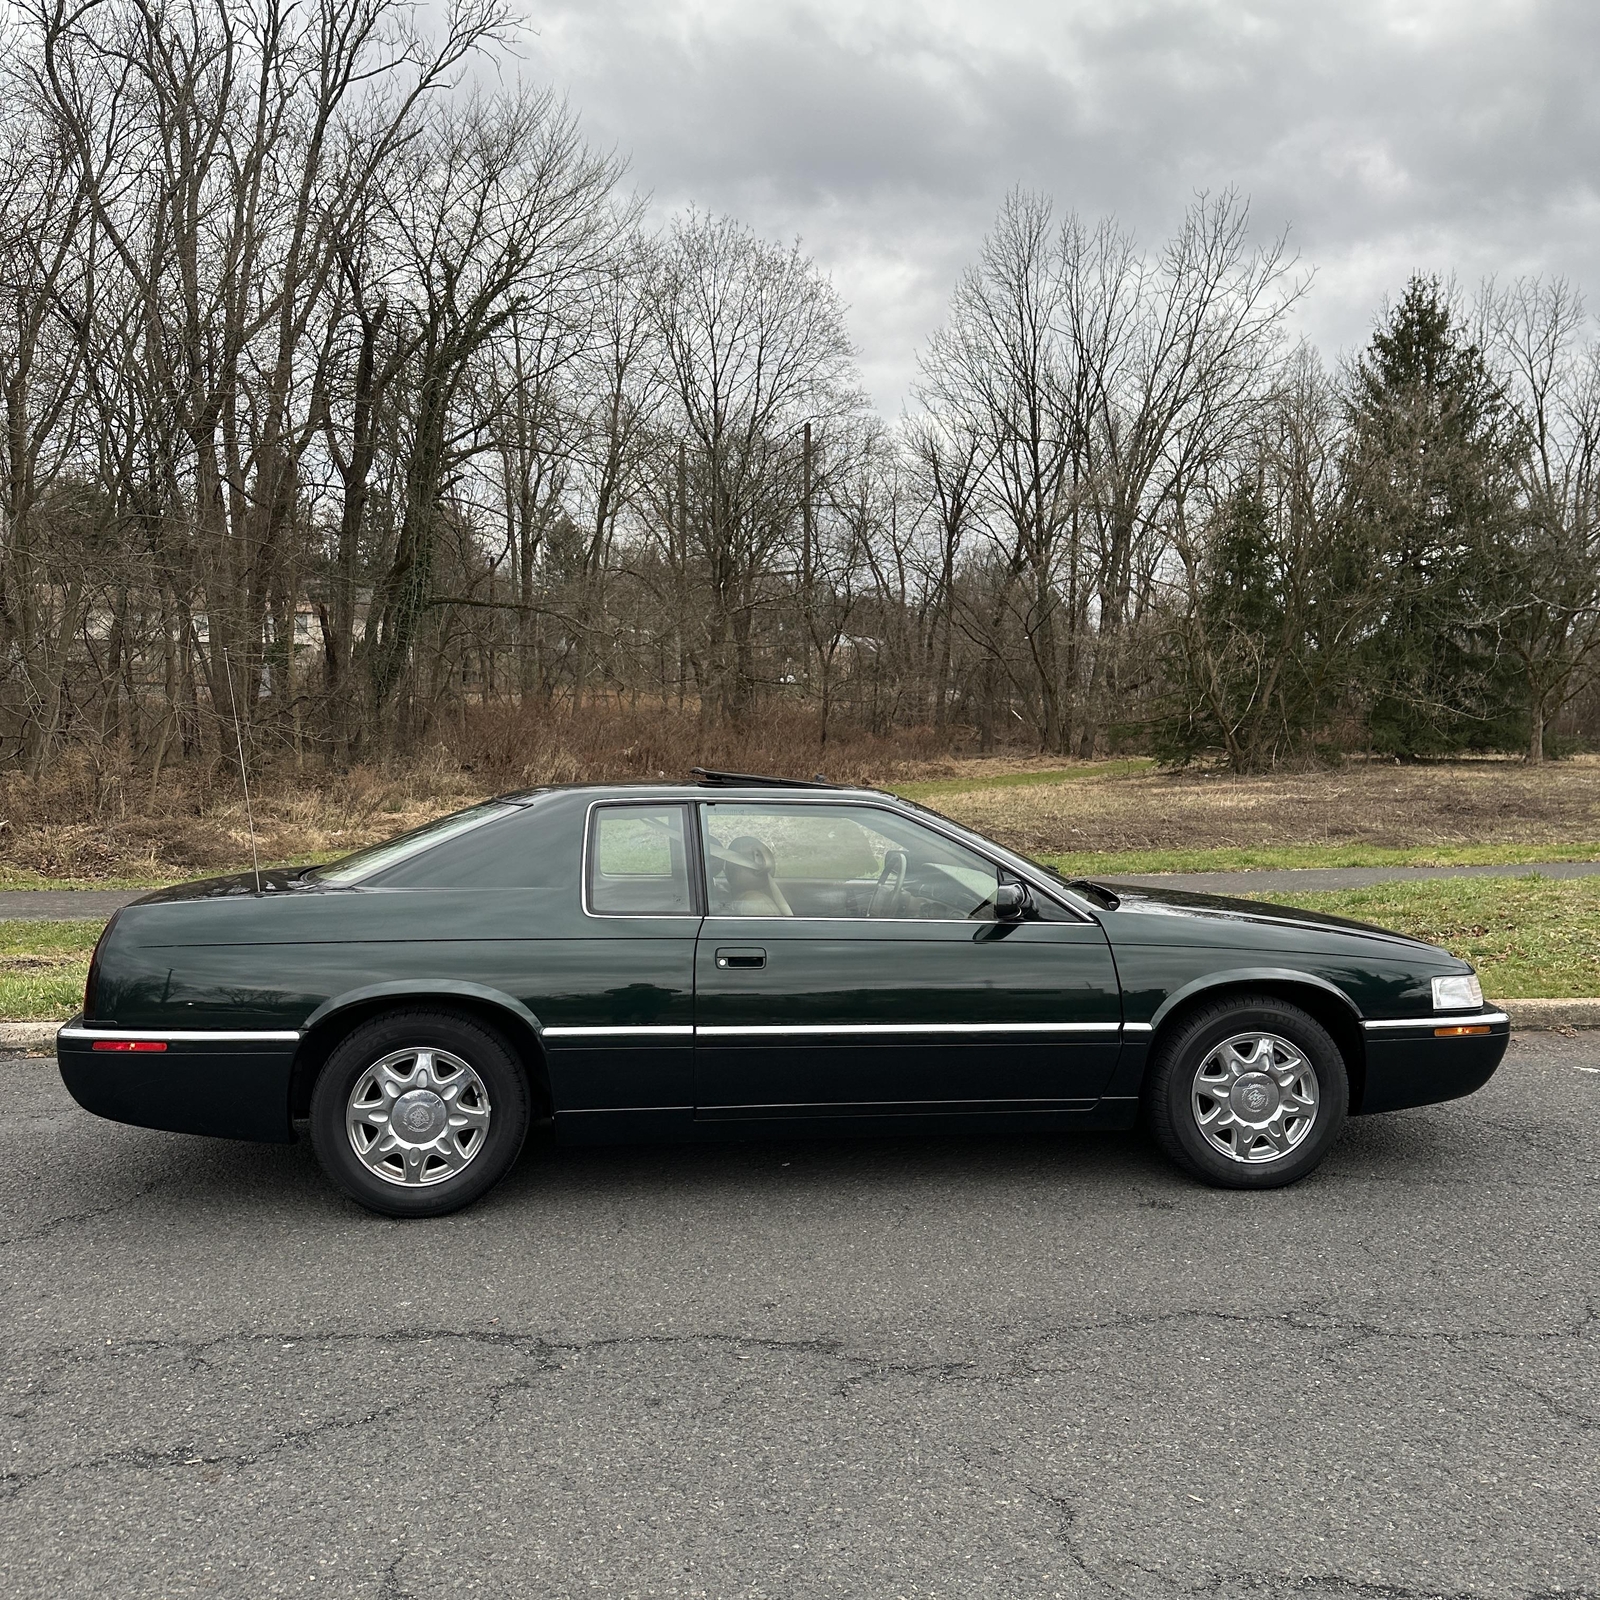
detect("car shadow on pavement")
[14,1073,1484,1235]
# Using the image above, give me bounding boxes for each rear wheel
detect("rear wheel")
[1145,996,1348,1189]
[309,1008,531,1217]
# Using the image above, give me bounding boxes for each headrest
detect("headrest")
[721,834,777,873]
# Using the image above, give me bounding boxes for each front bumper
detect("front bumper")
[1356,1010,1511,1115]
[56,1019,299,1143]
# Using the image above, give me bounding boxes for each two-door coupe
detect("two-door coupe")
[57,771,1510,1215]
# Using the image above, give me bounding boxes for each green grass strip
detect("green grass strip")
[0,918,104,1021]
[1040,841,1600,875]
[0,869,181,891]
[0,919,107,956]
[4,874,1598,1020]
[0,854,327,892]
[1236,875,1600,1000]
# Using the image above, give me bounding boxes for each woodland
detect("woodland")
[3,0,1599,794]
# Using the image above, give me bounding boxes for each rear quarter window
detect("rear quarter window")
[363,800,582,891]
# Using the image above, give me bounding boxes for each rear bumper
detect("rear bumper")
[56,1020,299,1143]
[1356,1011,1511,1115]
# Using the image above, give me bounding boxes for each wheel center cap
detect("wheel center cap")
[392,1088,447,1141]
[1230,1073,1279,1122]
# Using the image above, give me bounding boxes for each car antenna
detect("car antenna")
[221,647,262,894]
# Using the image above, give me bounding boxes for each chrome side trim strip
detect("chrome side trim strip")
[1362,1011,1509,1031]
[57,1026,302,1043]
[560,1104,695,1115]
[696,1021,1121,1037]
[542,1025,694,1039]
[1122,1022,1154,1034]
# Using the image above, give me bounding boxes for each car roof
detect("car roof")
[495,781,897,805]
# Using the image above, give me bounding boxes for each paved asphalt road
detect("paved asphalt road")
[4,859,1600,919]
[1,1035,1597,1599]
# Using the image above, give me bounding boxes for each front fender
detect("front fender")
[1144,967,1363,1032]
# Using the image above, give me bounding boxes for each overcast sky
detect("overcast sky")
[520,0,1599,414]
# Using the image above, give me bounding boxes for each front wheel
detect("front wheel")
[1145,996,1349,1189]
[309,1008,531,1217]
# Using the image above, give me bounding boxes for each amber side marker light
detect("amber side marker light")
[91,1040,167,1053]
[1434,1024,1492,1038]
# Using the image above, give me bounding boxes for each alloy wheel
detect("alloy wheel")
[345,1046,492,1187]
[1190,1030,1319,1164]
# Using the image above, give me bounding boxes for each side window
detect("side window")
[701,804,1001,920]
[588,805,695,915]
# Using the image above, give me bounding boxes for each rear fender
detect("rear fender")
[291,981,548,1120]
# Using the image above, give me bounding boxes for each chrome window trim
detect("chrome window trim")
[581,798,702,921]
[1362,1011,1509,1031]
[58,1026,302,1043]
[697,914,1017,928]
[693,794,1093,925]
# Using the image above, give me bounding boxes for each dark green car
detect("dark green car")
[57,772,1509,1215]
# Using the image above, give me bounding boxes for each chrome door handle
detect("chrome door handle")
[715,947,766,970]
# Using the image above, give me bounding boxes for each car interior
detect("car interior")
[701,808,1002,920]
[587,801,1008,920]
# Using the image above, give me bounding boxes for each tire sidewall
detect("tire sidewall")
[1155,1000,1349,1189]
[309,1010,530,1217]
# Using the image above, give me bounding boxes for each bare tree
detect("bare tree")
[1481,277,1600,761]
[359,87,623,734]
[653,211,862,722]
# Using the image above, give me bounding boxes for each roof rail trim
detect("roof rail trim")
[690,767,841,790]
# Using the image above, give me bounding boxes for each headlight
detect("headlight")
[1431,974,1483,1011]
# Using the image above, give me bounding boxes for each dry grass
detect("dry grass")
[2,706,1597,886]
[926,756,1600,860]
[0,706,1032,885]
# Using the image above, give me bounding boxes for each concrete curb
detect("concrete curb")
[1500,998,1600,1032]
[1,1021,61,1051]
[5,1001,1599,1057]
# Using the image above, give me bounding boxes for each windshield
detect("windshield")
[893,794,1072,886]
[311,801,520,886]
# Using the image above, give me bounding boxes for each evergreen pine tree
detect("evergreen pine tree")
[1341,277,1522,755]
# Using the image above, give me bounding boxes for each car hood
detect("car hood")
[1092,879,1444,952]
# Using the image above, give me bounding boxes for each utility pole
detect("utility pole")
[801,422,814,696]
[802,421,813,588]
[676,439,688,711]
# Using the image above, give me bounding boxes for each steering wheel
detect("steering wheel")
[869,849,908,918]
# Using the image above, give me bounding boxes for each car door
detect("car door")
[540,799,702,1129]
[691,800,1122,1120]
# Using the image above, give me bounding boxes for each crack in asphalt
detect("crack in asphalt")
[1187,1579,1600,1599]
[4,1303,1597,1516]
[0,1175,176,1249]
[1023,1483,1600,1600]
[4,1041,1597,1596]
[376,1555,417,1600]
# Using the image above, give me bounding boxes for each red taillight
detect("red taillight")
[91,1040,167,1052]
[83,909,121,1021]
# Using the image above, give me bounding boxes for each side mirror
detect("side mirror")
[993,882,1029,920]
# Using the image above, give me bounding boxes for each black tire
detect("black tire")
[309,1008,531,1218]
[1145,995,1349,1190]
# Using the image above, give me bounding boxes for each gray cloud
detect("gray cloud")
[520,0,1600,410]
